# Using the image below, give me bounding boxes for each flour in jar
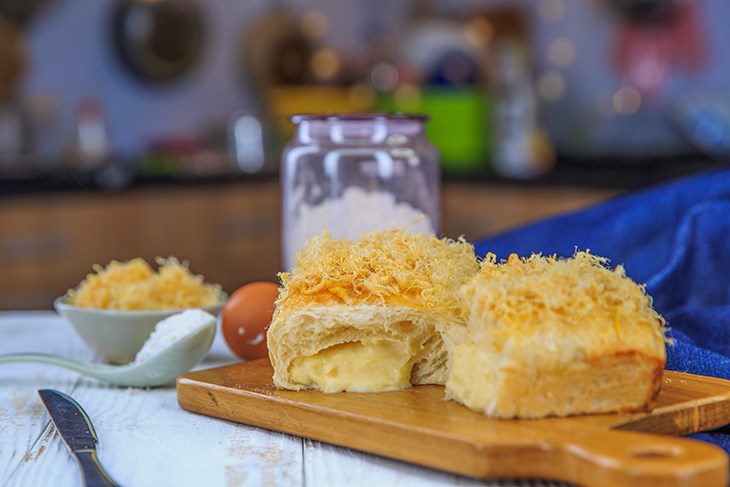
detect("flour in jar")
[285,187,435,269]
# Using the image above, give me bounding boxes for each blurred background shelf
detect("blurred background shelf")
[3,0,730,180]
[0,154,721,197]
[1,0,730,309]
[0,178,619,310]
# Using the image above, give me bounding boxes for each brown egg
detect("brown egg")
[221,281,280,361]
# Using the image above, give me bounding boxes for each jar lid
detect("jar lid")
[290,112,429,124]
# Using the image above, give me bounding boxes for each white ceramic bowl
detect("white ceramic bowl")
[54,293,226,364]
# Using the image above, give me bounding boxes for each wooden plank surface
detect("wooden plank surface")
[0,312,302,487]
[178,360,730,487]
[1,312,563,487]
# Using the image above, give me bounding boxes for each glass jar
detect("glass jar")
[281,114,440,269]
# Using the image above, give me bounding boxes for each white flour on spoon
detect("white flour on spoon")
[134,309,215,364]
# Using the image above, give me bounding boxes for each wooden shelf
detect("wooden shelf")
[0,181,617,309]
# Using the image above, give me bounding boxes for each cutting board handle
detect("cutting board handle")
[537,425,728,486]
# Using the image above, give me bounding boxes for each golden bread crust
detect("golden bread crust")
[446,251,668,418]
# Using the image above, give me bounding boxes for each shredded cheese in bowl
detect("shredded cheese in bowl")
[67,257,222,310]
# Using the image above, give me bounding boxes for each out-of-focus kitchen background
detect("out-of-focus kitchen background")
[1,0,728,309]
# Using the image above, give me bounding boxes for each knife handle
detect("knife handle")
[75,450,119,487]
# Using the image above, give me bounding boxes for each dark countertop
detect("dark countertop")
[0,155,725,199]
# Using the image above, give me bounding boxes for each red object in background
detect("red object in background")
[613,1,709,97]
[148,135,201,156]
[221,281,279,361]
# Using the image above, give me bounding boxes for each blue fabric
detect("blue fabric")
[474,169,730,452]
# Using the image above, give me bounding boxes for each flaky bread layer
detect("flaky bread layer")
[267,304,457,391]
[446,344,665,419]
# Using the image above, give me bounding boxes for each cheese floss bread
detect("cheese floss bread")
[445,252,668,419]
[267,229,479,393]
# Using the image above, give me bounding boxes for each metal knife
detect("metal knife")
[38,389,119,487]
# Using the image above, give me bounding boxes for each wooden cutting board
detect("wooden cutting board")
[177,359,730,486]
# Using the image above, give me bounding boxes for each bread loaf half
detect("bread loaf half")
[268,229,479,392]
[446,252,667,419]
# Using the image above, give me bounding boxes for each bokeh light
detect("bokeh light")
[464,18,494,49]
[369,62,399,91]
[548,38,576,67]
[595,90,617,118]
[311,47,340,81]
[301,10,329,40]
[537,72,566,101]
[613,86,642,115]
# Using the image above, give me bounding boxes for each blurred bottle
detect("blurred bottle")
[493,39,554,178]
[75,98,109,168]
[228,111,265,173]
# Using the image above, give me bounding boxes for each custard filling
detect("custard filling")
[289,339,413,393]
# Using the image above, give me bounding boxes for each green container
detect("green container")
[376,88,493,174]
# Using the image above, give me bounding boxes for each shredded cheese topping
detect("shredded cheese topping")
[276,229,479,319]
[68,257,222,310]
[462,251,668,343]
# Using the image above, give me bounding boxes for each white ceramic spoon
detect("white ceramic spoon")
[0,314,216,387]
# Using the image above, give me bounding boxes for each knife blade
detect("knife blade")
[38,389,119,487]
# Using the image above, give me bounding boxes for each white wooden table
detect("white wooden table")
[0,311,560,487]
